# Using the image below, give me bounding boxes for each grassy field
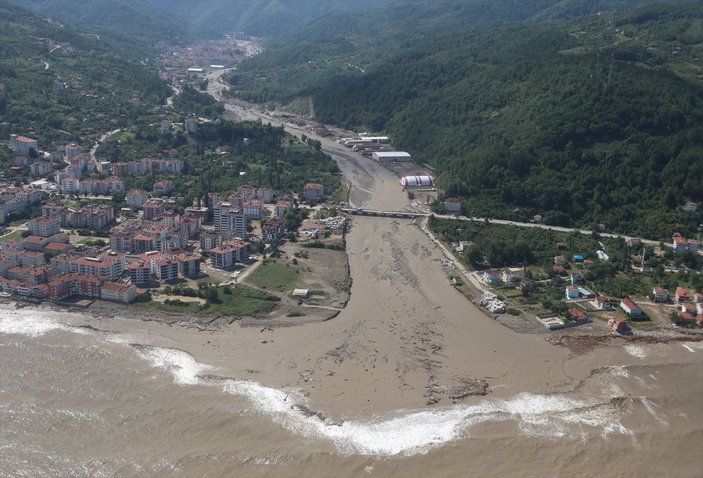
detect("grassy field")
[0,230,24,243]
[136,284,279,317]
[245,259,301,291]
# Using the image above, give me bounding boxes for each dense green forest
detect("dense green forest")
[146,0,385,39]
[9,0,191,56]
[0,0,170,152]
[228,1,703,240]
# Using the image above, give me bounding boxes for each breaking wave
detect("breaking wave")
[0,312,644,457]
[135,344,634,456]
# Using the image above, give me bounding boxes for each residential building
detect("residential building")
[177,253,200,278]
[30,161,52,177]
[565,286,580,299]
[27,216,61,237]
[652,287,669,303]
[214,203,247,237]
[100,282,136,303]
[484,270,502,284]
[303,183,324,202]
[608,317,629,333]
[242,200,263,219]
[47,273,104,300]
[554,255,567,265]
[128,261,151,286]
[675,287,691,303]
[126,189,148,209]
[568,308,589,323]
[257,187,274,203]
[672,233,699,254]
[445,198,462,213]
[71,253,125,281]
[275,202,291,218]
[200,232,219,252]
[210,241,250,269]
[9,134,38,155]
[262,218,285,243]
[595,294,612,310]
[570,273,584,285]
[60,177,80,193]
[155,257,178,282]
[620,298,642,317]
[143,199,165,220]
[153,180,173,197]
[682,201,698,212]
[184,117,198,133]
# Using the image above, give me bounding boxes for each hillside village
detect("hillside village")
[1,131,348,311]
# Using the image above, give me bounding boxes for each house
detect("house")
[675,287,691,303]
[553,264,567,275]
[303,183,324,203]
[672,233,699,254]
[568,308,589,323]
[681,302,697,315]
[445,198,462,213]
[484,270,502,284]
[682,201,698,212]
[565,286,580,299]
[554,255,567,265]
[653,287,669,303]
[100,282,136,303]
[501,270,519,284]
[620,298,642,317]
[532,214,543,223]
[608,317,630,333]
[570,273,584,285]
[595,294,613,310]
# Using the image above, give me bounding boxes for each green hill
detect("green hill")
[0,0,170,154]
[228,1,703,240]
[8,0,191,56]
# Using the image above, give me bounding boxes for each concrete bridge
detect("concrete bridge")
[340,208,429,219]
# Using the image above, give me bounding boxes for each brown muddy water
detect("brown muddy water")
[1,308,701,478]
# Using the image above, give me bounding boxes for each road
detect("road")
[204,67,682,251]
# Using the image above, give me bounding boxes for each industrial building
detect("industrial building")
[372,151,412,163]
[400,175,434,188]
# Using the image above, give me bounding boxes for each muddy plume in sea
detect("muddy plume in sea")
[1,309,702,478]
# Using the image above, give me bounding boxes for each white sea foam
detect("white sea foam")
[221,380,630,456]
[135,346,212,386]
[624,344,647,358]
[681,342,703,353]
[640,397,668,426]
[0,313,69,337]
[609,365,630,378]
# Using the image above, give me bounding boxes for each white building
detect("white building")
[9,134,38,155]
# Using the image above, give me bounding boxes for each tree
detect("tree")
[465,245,484,268]
[206,287,220,303]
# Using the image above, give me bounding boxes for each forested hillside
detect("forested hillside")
[229,1,703,240]
[0,0,170,153]
[147,0,385,39]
